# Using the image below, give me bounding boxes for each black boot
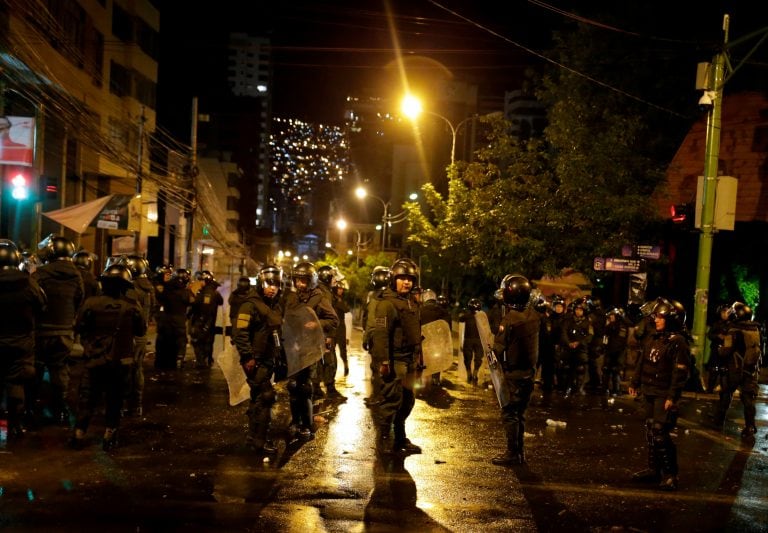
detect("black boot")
[494,422,524,466]
[326,383,346,401]
[656,438,678,491]
[492,450,525,466]
[632,425,660,482]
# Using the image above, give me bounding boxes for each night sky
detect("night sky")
[156,1,767,138]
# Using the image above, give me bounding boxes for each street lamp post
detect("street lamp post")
[401,94,475,165]
[355,187,389,250]
[355,187,415,251]
[336,218,362,264]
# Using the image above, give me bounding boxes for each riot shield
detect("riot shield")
[214,341,251,406]
[282,305,325,377]
[421,320,454,374]
[476,310,511,407]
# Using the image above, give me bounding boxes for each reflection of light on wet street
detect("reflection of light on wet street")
[324,346,370,455]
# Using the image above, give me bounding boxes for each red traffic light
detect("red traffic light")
[670,204,691,224]
[11,172,29,200]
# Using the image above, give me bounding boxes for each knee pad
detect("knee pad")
[651,422,667,445]
[260,387,277,405]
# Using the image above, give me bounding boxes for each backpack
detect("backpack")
[738,324,762,369]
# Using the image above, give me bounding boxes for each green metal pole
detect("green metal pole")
[691,19,728,371]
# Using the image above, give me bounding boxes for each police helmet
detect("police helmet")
[607,307,625,320]
[422,289,437,304]
[73,251,94,271]
[258,265,283,294]
[501,274,532,310]
[0,239,21,271]
[388,258,418,290]
[119,255,149,278]
[436,295,449,308]
[370,266,390,289]
[467,298,482,311]
[100,263,133,290]
[293,262,318,290]
[336,278,349,291]
[236,276,252,291]
[200,270,215,284]
[38,234,75,262]
[729,302,753,322]
[550,294,566,313]
[317,265,335,287]
[493,288,504,302]
[573,296,590,313]
[651,298,686,332]
[173,268,191,285]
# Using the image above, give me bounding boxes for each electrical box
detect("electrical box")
[696,62,713,90]
[695,176,737,230]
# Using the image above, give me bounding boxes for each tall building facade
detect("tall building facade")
[0,0,170,267]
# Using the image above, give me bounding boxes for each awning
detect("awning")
[533,270,593,300]
[42,194,133,234]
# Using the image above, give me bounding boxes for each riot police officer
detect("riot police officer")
[371,258,423,455]
[71,264,146,450]
[73,250,101,300]
[603,307,631,396]
[30,234,84,425]
[363,266,389,407]
[459,298,484,384]
[118,255,156,416]
[232,265,284,453]
[332,278,351,377]
[0,240,46,439]
[155,269,193,369]
[314,264,341,399]
[188,270,223,368]
[629,298,691,491]
[285,262,339,439]
[491,275,540,466]
[229,276,255,331]
[561,297,593,397]
[710,302,761,438]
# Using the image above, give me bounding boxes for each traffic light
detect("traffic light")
[41,176,59,201]
[10,171,29,200]
[670,204,692,225]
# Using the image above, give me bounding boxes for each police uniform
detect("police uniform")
[125,274,156,415]
[0,266,46,436]
[630,299,690,491]
[189,281,223,367]
[371,286,422,454]
[155,277,192,369]
[492,305,540,464]
[286,285,338,437]
[31,258,84,422]
[73,282,146,449]
[232,290,283,451]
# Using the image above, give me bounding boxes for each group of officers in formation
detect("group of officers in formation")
[0,235,762,493]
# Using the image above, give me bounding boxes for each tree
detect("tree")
[405,16,689,298]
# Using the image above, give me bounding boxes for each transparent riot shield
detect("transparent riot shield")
[214,341,250,406]
[421,320,454,374]
[282,305,325,377]
[476,310,511,407]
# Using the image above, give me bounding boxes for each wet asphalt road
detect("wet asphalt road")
[1,328,767,532]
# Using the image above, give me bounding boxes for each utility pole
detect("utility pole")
[185,97,199,269]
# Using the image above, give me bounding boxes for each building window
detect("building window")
[226,196,239,211]
[134,71,157,109]
[135,18,159,61]
[109,61,130,97]
[112,3,133,42]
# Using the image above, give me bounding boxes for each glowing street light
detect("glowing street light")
[401,93,476,165]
